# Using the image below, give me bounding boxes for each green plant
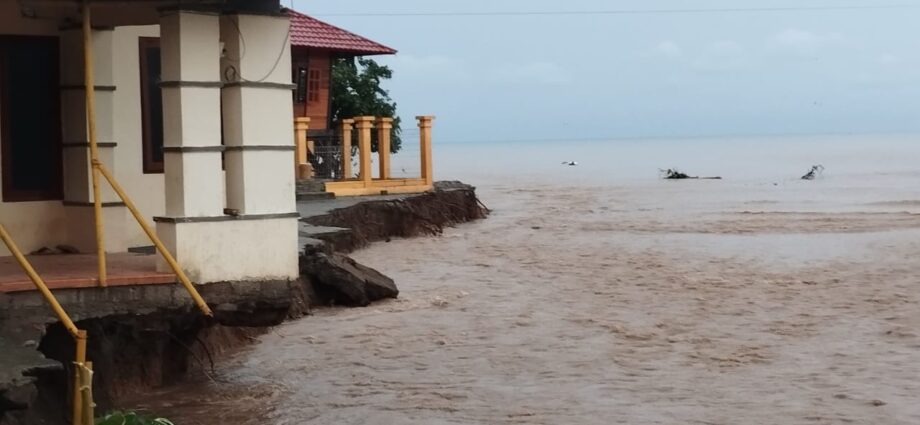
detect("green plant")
[331,57,402,153]
[95,411,174,425]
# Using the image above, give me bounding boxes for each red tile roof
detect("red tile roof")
[285,8,397,56]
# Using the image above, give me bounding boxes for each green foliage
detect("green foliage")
[95,411,174,425]
[331,57,402,153]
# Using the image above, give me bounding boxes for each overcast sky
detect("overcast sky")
[293,0,920,143]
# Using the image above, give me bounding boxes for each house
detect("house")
[286,9,396,136]
[0,0,302,287]
[0,2,432,419]
[0,0,425,288]
[283,9,435,196]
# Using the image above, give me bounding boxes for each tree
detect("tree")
[330,57,402,153]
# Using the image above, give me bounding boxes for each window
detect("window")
[308,69,321,102]
[0,36,63,202]
[294,66,307,103]
[139,37,164,174]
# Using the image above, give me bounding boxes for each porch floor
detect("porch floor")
[0,253,176,293]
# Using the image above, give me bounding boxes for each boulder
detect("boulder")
[300,252,398,307]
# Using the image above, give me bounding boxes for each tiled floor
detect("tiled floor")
[0,253,176,293]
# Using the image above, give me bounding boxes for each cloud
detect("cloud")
[769,29,844,55]
[653,40,683,59]
[489,61,572,85]
[692,40,747,71]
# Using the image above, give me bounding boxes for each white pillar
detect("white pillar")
[158,10,225,218]
[154,10,231,282]
[220,13,296,215]
[59,27,127,253]
[214,12,299,282]
[152,11,298,283]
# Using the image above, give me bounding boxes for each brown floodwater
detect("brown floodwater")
[136,138,920,424]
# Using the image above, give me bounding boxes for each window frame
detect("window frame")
[307,68,321,103]
[139,36,164,174]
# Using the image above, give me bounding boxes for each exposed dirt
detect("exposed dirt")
[303,183,489,253]
[1,186,488,424]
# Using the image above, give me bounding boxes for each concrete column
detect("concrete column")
[221,13,295,215]
[59,27,127,253]
[154,10,259,283]
[354,116,374,183]
[159,10,225,218]
[376,117,393,180]
[417,116,435,185]
[340,119,354,179]
[149,11,300,284]
[294,117,311,180]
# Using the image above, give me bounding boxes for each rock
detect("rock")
[55,244,80,254]
[300,252,398,307]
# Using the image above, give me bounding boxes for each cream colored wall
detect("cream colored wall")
[0,9,71,256]
[0,19,163,255]
[112,25,166,248]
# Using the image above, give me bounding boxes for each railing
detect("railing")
[311,142,345,180]
[294,115,436,197]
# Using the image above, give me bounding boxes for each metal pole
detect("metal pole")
[0,225,89,424]
[95,163,213,317]
[0,225,82,338]
[72,330,87,425]
[80,361,95,425]
[82,0,107,286]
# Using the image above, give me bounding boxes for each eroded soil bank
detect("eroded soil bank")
[0,183,487,424]
[302,181,490,253]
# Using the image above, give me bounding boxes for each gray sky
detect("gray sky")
[294,0,920,143]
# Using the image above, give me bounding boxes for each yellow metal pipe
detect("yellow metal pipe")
[82,1,107,286]
[94,163,213,317]
[0,225,82,338]
[72,330,87,425]
[79,361,94,425]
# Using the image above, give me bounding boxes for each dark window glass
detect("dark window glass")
[0,36,63,202]
[139,37,164,173]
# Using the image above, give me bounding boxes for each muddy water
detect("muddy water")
[139,137,920,424]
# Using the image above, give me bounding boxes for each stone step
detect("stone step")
[296,179,327,193]
[296,191,335,201]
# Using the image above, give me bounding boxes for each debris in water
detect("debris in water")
[801,164,825,180]
[660,168,722,180]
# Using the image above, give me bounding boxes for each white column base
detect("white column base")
[155,216,299,283]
